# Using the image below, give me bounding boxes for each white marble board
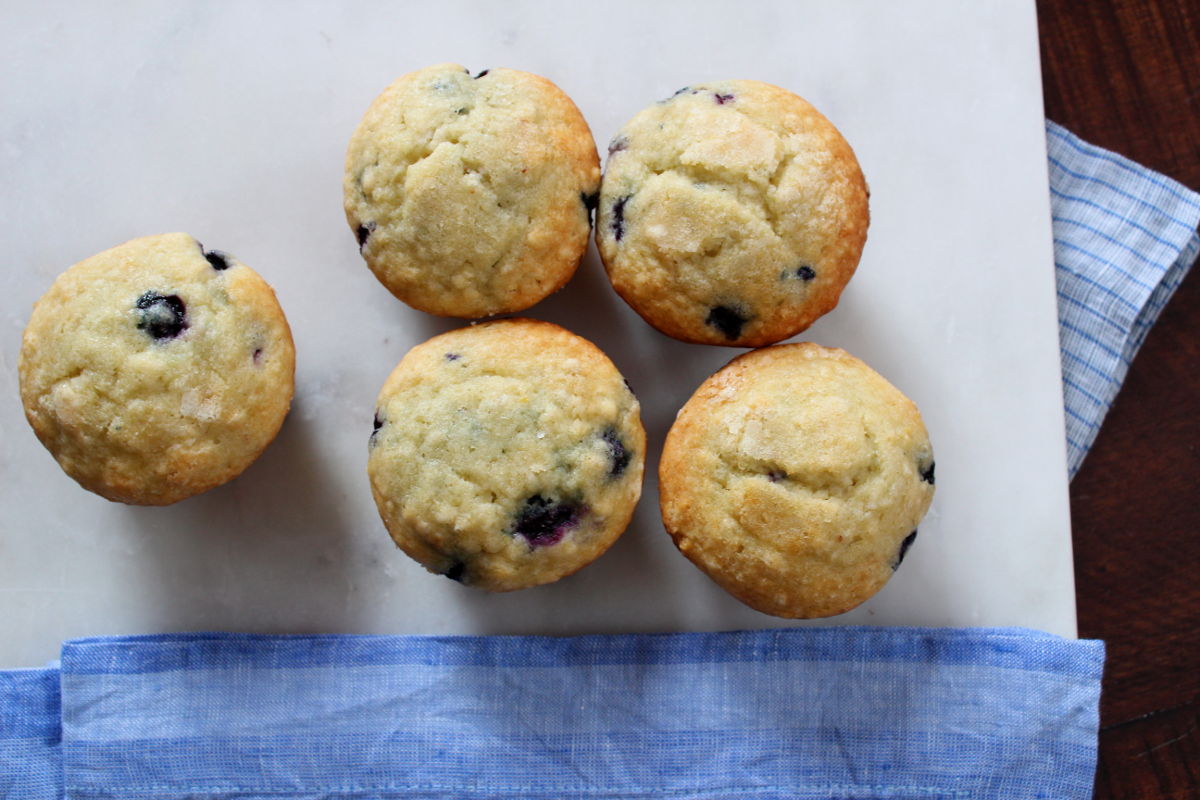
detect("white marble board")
[0,0,1076,668]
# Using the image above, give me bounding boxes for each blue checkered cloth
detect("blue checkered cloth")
[1047,121,1200,475]
[1,125,1196,799]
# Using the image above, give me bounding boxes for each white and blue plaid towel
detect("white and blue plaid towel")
[1047,121,1200,475]
[1,124,1197,800]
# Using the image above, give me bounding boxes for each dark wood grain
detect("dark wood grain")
[1037,1,1200,797]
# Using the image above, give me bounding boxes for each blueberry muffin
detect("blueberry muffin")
[344,64,601,318]
[368,319,644,591]
[659,343,934,618]
[18,233,295,506]
[597,81,869,347]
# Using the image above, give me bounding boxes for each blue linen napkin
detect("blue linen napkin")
[60,630,1100,799]
[1,125,1197,799]
[0,668,60,800]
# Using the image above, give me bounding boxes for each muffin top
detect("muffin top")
[18,233,295,505]
[345,64,600,318]
[369,318,644,591]
[659,343,934,617]
[597,80,868,346]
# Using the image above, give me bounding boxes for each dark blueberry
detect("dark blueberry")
[663,86,691,102]
[445,352,461,362]
[767,469,787,483]
[714,92,735,105]
[355,221,376,250]
[611,195,630,241]
[601,427,631,478]
[581,190,599,214]
[513,495,580,548]
[369,411,383,447]
[920,461,936,485]
[705,304,748,340]
[443,561,466,583]
[204,249,231,271]
[780,265,817,282]
[474,69,490,79]
[608,136,629,156]
[893,530,918,571]
[252,347,263,364]
[135,292,187,341]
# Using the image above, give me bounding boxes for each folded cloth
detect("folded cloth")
[3,126,1197,799]
[0,667,61,800]
[19,630,1100,800]
[1047,120,1200,476]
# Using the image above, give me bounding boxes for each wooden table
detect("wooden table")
[1037,1,1200,795]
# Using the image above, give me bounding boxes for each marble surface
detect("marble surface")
[0,0,1075,668]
